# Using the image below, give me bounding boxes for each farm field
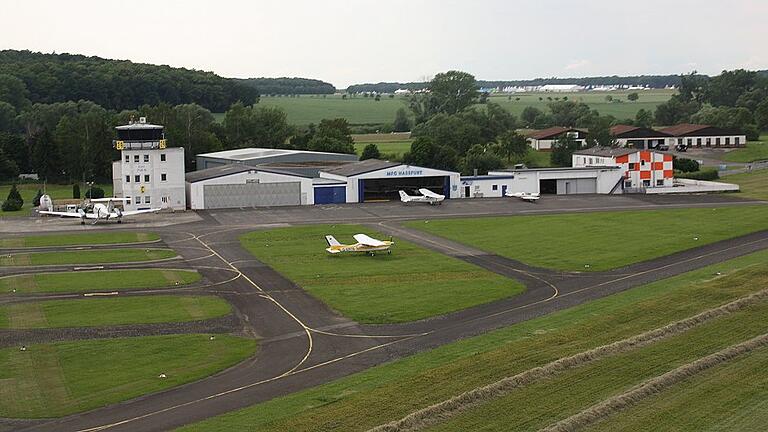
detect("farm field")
[0,269,201,294]
[239,224,524,323]
[0,248,177,266]
[175,248,768,432]
[0,183,112,217]
[405,206,768,271]
[0,334,257,418]
[725,169,768,201]
[353,141,412,159]
[0,232,158,248]
[0,295,230,329]
[723,134,768,163]
[214,90,674,126]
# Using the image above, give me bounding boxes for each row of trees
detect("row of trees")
[236,77,335,95]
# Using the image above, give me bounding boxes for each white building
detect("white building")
[659,124,747,148]
[464,166,624,197]
[111,119,186,211]
[572,147,674,189]
[525,127,589,151]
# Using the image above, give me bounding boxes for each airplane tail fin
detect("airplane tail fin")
[398,190,410,202]
[325,235,341,247]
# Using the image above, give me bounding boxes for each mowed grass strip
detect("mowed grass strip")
[0,295,230,329]
[240,225,524,323]
[0,269,201,294]
[405,206,768,271]
[726,168,768,201]
[0,334,257,418]
[722,134,768,163]
[427,303,768,432]
[174,249,768,432]
[0,232,159,248]
[587,346,768,432]
[0,248,177,266]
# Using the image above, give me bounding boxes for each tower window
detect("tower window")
[145,196,151,204]
[161,173,167,182]
[143,154,149,162]
[125,175,130,183]
[125,155,130,163]
[160,153,166,162]
[134,155,139,162]
[134,175,140,182]
[144,175,150,182]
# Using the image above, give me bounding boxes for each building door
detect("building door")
[501,185,507,196]
[565,182,572,194]
[464,186,471,197]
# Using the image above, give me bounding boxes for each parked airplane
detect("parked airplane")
[399,188,445,205]
[505,191,541,202]
[325,234,394,255]
[40,198,161,224]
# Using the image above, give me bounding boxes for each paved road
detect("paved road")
[1,194,766,432]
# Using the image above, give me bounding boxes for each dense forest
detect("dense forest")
[0,50,260,112]
[236,77,335,95]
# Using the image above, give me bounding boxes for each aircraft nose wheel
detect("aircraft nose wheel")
[387,250,392,255]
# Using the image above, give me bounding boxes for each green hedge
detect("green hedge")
[676,169,720,181]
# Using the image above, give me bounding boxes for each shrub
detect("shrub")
[673,157,700,173]
[85,187,105,199]
[32,189,42,207]
[73,184,80,199]
[1,198,22,211]
[677,169,719,181]
[360,144,381,161]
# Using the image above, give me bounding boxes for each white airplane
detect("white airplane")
[399,188,445,205]
[325,234,394,255]
[505,191,541,202]
[39,198,161,224]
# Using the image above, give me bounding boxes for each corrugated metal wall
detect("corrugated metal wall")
[203,182,301,209]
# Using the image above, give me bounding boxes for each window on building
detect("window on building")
[696,138,702,146]
[125,155,130,163]
[492,185,498,191]
[629,162,637,170]
[143,154,149,162]
[735,137,740,145]
[134,196,140,205]
[643,179,651,187]
[145,196,151,204]
[126,198,131,205]
[656,179,664,186]
[144,175,150,182]
[725,137,730,145]
[134,175,140,182]
[678,138,683,145]
[125,175,130,183]
[134,154,139,162]
[706,138,711,146]
[161,196,168,203]
[624,180,632,188]
[161,173,167,182]
[716,137,721,145]
[160,153,166,162]
[641,160,646,166]
[687,138,693,146]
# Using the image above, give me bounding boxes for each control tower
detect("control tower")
[112,117,186,211]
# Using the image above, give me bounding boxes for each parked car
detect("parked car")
[656,143,670,151]
[675,144,687,152]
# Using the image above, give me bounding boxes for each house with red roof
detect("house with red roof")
[524,126,588,151]
[610,125,671,150]
[659,124,746,148]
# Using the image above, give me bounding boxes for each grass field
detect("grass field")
[175,248,768,432]
[588,347,768,432]
[240,225,524,323]
[0,295,230,329]
[0,334,257,418]
[0,232,158,248]
[0,269,201,294]
[723,134,768,163]
[0,248,177,266]
[725,169,768,201]
[214,90,674,126]
[353,141,413,159]
[405,206,768,272]
[0,183,113,217]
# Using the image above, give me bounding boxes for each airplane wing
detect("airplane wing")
[39,210,93,218]
[119,208,161,217]
[418,188,444,199]
[353,234,386,247]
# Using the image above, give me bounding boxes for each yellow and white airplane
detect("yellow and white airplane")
[325,234,394,255]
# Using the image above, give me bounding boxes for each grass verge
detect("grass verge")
[0,232,159,248]
[0,269,201,294]
[0,248,177,266]
[174,249,768,432]
[240,225,524,323]
[725,168,768,201]
[405,206,768,271]
[0,183,112,217]
[0,295,230,328]
[0,334,257,418]
[722,135,768,163]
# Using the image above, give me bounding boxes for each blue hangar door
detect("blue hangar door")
[314,186,346,204]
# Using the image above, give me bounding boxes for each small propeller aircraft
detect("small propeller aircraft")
[505,191,541,202]
[39,198,161,224]
[398,188,445,205]
[325,234,394,256]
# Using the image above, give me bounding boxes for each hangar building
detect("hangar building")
[462,166,623,197]
[196,148,358,171]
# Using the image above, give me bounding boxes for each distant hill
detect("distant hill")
[0,50,259,112]
[236,77,335,95]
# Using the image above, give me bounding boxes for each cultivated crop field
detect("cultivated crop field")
[0,183,113,217]
[215,90,674,126]
[405,206,768,271]
[176,248,768,432]
[240,224,524,323]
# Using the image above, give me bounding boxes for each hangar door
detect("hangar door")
[359,176,448,201]
[314,186,346,204]
[556,178,597,194]
[203,182,301,209]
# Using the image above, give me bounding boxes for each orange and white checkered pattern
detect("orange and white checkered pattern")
[615,151,673,187]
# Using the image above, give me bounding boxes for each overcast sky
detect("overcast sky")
[2,0,766,88]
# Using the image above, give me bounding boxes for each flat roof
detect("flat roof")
[197,147,355,161]
[185,164,253,183]
[573,146,666,158]
[487,166,621,176]
[321,159,401,177]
